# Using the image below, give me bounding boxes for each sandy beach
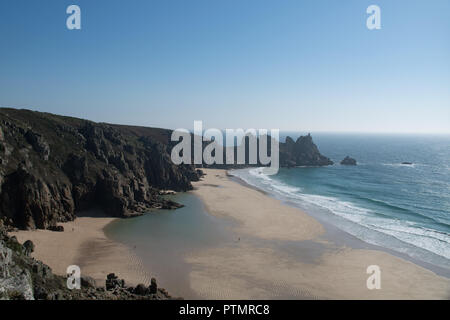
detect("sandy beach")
[189,169,450,299]
[10,168,450,299]
[11,211,150,287]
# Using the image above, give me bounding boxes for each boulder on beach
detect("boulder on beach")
[134,283,147,295]
[149,278,158,294]
[23,240,34,256]
[48,225,64,232]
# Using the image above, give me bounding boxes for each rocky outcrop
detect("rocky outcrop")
[105,273,125,290]
[0,225,34,300]
[340,156,357,166]
[0,108,333,229]
[204,134,333,169]
[149,277,158,294]
[22,240,34,256]
[130,278,158,296]
[0,223,174,300]
[0,108,201,230]
[0,237,34,299]
[280,134,333,167]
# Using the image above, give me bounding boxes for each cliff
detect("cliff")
[0,108,332,230]
[0,108,201,230]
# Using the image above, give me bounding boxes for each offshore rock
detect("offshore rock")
[340,156,357,166]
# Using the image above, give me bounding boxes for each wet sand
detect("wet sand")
[193,169,324,242]
[189,169,450,299]
[11,210,150,287]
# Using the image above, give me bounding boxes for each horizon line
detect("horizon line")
[1,106,450,136]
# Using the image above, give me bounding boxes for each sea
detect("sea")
[230,132,450,272]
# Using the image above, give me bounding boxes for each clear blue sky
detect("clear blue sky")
[0,0,449,133]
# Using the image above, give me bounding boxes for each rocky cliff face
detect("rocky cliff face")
[0,228,34,300]
[0,108,201,230]
[0,108,332,229]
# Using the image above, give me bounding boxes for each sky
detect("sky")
[0,0,449,133]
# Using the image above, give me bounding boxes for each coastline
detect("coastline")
[11,210,150,288]
[188,168,450,299]
[194,169,325,242]
[10,168,450,299]
[230,169,450,278]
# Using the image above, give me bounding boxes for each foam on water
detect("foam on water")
[382,163,417,168]
[230,166,450,269]
[247,167,303,195]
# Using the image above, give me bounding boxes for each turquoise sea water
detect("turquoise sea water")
[231,133,450,271]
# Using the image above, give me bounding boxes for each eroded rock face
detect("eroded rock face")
[0,126,9,171]
[0,236,34,300]
[25,130,50,161]
[0,166,75,229]
[0,108,201,230]
[0,241,12,278]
